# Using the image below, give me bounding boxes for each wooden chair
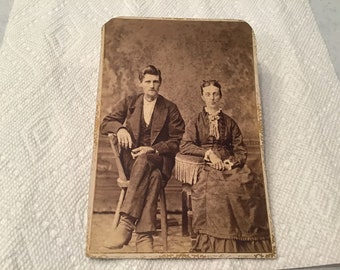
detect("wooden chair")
[108,133,168,251]
[174,153,205,247]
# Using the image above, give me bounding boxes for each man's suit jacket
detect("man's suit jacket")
[101,93,185,179]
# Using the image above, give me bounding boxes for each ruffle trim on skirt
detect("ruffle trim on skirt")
[197,228,271,241]
[192,233,272,253]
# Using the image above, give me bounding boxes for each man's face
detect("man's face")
[140,74,161,101]
[201,85,221,110]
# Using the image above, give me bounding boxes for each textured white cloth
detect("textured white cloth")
[1,0,340,269]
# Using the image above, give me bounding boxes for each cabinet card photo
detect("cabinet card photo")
[86,17,275,259]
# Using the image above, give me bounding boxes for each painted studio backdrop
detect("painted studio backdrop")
[94,18,264,216]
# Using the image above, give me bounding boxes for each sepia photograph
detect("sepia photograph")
[86,17,275,259]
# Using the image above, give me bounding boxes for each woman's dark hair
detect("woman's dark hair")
[200,80,222,96]
[139,65,162,83]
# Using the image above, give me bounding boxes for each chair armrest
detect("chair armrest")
[108,133,119,156]
[107,133,127,181]
[117,177,129,188]
[108,133,117,144]
[175,153,205,185]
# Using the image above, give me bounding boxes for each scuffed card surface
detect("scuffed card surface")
[86,17,275,259]
[1,0,339,269]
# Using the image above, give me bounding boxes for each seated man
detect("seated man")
[100,65,185,252]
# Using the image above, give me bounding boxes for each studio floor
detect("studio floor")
[89,213,192,254]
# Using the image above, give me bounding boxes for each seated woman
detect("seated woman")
[179,80,271,253]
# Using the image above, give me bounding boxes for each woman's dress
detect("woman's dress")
[179,109,271,253]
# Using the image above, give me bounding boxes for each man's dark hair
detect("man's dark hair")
[139,65,162,83]
[200,80,222,96]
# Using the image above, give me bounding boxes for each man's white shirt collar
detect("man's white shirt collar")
[143,96,157,126]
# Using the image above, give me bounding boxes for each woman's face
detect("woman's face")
[201,85,221,110]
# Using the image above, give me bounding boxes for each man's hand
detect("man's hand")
[117,128,132,149]
[131,146,155,159]
[207,150,224,171]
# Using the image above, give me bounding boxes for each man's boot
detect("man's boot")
[136,232,154,252]
[106,213,136,249]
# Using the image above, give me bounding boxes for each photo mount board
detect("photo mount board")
[86,17,276,259]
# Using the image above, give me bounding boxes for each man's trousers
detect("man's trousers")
[120,149,164,233]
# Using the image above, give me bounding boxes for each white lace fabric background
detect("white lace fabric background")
[0,0,339,269]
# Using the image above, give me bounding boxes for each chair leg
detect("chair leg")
[187,193,197,248]
[182,190,189,236]
[112,188,126,229]
[159,188,168,251]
